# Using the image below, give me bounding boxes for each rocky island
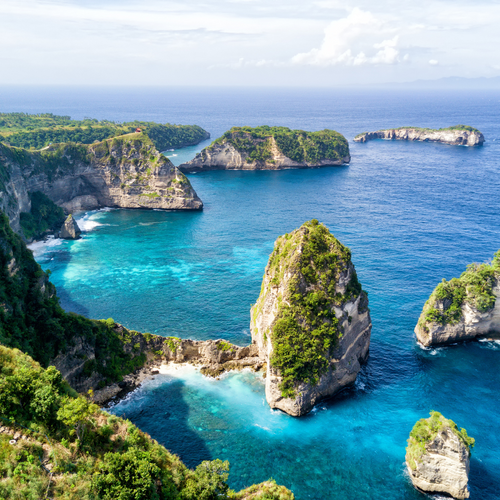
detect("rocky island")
[406,411,475,499]
[415,251,500,346]
[354,125,484,146]
[250,219,371,416]
[0,132,202,237]
[179,126,350,172]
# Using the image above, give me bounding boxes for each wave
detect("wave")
[27,235,63,257]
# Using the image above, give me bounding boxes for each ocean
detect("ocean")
[4,86,500,499]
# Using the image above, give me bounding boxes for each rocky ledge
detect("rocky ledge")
[179,126,350,172]
[51,322,264,405]
[0,132,202,235]
[415,250,500,346]
[354,126,484,146]
[406,411,475,499]
[250,219,371,416]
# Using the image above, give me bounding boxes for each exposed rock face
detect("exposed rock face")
[0,133,202,235]
[82,329,263,405]
[406,412,474,499]
[250,220,371,416]
[415,252,500,346]
[59,214,81,239]
[354,127,484,146]
[179,126,350,172]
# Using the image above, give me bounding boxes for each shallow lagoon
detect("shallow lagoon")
[21,87,500,499]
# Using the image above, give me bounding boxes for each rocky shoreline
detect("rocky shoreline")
[354,127,484,146]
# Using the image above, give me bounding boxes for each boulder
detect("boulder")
[250,219,371,416]
[60,214,81,240]
[406,411,475,499]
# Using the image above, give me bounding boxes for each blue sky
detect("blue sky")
[1,0,499,86]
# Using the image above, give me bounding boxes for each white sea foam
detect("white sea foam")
[27,235,63,257]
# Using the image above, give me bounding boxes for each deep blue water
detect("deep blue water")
[4,87,500,499]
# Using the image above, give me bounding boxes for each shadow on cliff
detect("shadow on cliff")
[115,378,212,469]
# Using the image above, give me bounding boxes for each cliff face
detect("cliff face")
[179,126,350,172]
[250,220,371,416]
[0,133,202,234]
[415,252,500,346]
[354,127,484,146]
[406,412,474,499]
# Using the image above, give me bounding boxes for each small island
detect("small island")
[415,251,500,346]
[406,411,474,499]
[250,219,371,416]
[354,125,484,146]
[179,126,350,172]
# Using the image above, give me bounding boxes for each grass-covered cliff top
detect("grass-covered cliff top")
[208,126,349,164]
[0,345,294,500]
[0,112,209,152]
[355,125,481,138]
[418,251,500,330]
[252,219,367,398]
[406,411,475,471]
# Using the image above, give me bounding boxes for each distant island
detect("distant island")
[353,125,484,146]
[179,126,350,172]
[0,112,210,152]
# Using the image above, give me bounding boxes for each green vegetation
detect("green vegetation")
[418,251,500,329]
[217,341,233,352]
[229,480,294,500]
[0,112,209,152]
[164,337,181,353]
[254,220,366,398]
[0,345,291,499]
[19,191,65,240]
[406,411,475,470]
[209,126,349,164]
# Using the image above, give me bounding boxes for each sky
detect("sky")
[1,0,500,86]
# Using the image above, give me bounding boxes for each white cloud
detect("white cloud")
[291,8,400,66]
[429,59,439,65]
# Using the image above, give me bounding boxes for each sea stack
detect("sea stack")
[250,220,371,416]
[415,251,500,346]
[60,214,81,239]
[406,411,474,499]
[179,126,350,172]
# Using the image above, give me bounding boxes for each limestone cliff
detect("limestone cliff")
[354,126,484,146]
[250,220,371,416]
[0,133,202,235]
[415,251,500,346]
[179,126,350,172]
[406,411,474,499]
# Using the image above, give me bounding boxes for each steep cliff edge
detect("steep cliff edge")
[0,133,202,234]
[415,251,500,346]
[0,344,294,499]
[179,126,350,172]
[250,220,371,416]
[354,126,484,146]
[406,411,474,499]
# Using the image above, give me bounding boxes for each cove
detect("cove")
[26,87,500,499]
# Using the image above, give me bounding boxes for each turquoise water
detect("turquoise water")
[11,87,500,499]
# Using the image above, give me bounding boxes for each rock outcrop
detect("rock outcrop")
[0,133,202,235]
[179,126,350,172]
[59,214,81,239]
[86,331,264,405]
[415,251,500,346]
[354,126,484,146]
[406,411,475,499]
[250,219,371,416]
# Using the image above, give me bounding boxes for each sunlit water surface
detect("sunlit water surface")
[6,86,500,499]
